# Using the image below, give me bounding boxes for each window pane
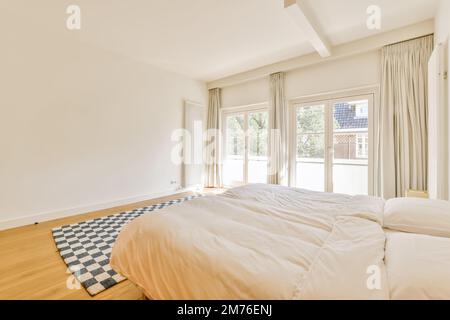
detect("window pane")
[223,158,244,186]
[332,100,369,195]
[296,105,325,192]
[248,112,268,183]
[226,115,244,157]
[296,161,325,192]
[248,112,268,157]
[297,105,325,134]
[333,164,368,195]
[223,114,245,185]
[333,100,368,130]
[248,159,267,183]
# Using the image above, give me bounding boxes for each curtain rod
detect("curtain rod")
[387,33,434,47]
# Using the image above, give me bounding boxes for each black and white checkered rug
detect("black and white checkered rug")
[52,195,200,296]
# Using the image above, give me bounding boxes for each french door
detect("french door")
[290,94,374,195]
[222,106,269,186]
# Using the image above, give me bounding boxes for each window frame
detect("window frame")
[288,87,378,195]
[356,132,369,159]
[221,103,271,187]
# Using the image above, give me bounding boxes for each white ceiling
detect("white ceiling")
[302,0,438,45]
[5,0,439,81]
[77,0,313,81]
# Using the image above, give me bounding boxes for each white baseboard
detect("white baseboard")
[0,187,196,231]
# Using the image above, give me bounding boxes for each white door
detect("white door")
[290,94,373,195]
[183,100,204,189]
[223,108,269,186]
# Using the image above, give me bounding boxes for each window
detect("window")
[222,105,269,186]
[295,104,325,192]
[224,114,245,185]
[290,93,374,196]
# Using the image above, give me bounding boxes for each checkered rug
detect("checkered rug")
[52,194,201,296]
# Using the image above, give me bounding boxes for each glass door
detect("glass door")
[294,104,327,192]
[247,111,269,183]
[290,94,373,195]
[223,113,245,186]
[331,97,372,195]
[223,107,269,186]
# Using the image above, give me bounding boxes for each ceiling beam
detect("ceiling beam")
[284,0,331,58]
[207,20,434,89]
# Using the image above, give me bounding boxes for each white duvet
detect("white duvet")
[111,184,391,299]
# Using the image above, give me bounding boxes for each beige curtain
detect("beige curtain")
[378,35,433,198]
[204,88,222,187]
[268,72,288,185]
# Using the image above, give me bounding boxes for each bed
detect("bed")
[110,184,450,300]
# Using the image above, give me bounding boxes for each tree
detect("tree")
[227,116,244,156]
[297,107,324,158]
[248,113,268,157]
[226,112,269,159]
[296,106,341,159]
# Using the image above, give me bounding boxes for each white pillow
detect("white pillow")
[384,198,450,238]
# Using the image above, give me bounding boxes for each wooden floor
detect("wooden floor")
[0,190,209,300]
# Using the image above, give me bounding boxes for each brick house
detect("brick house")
[333,102,369,160]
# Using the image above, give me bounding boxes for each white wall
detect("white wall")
[435,0,450,198]
[222,50,380,108]
[0,7,207,229]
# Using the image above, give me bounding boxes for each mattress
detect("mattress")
[110,184,389,299]
[385,230,450,299]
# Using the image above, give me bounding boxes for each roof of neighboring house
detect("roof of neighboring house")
[334,103,368,130]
